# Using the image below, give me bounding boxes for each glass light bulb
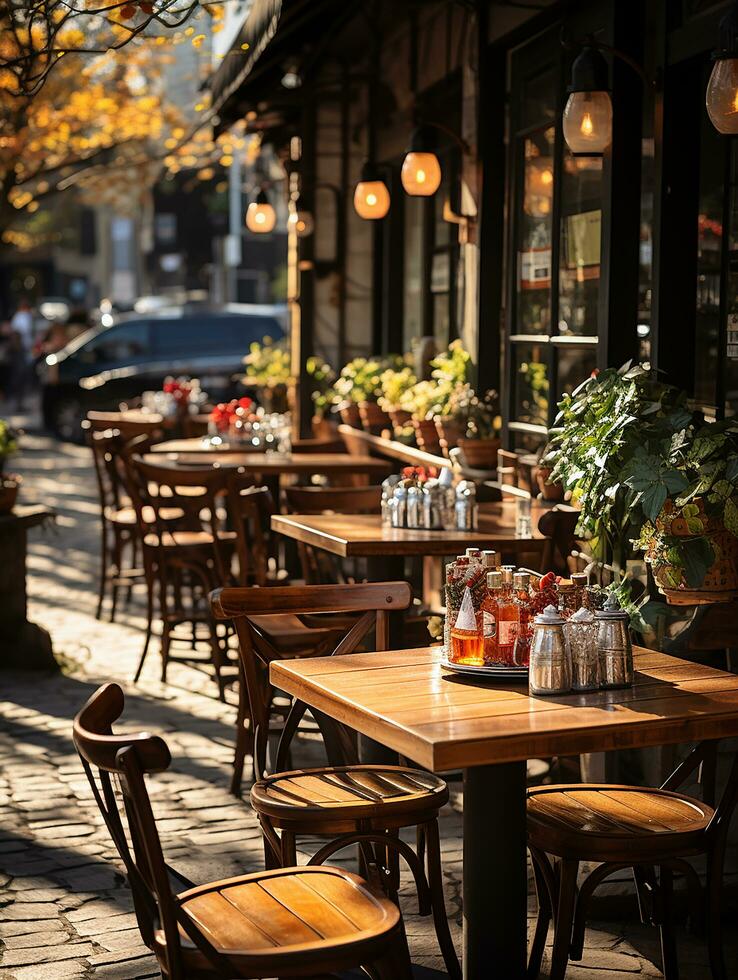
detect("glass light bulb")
[562,90,612,155]
[401,150,442,196]
[706,58,738,134]
[288,207,314,237]
[353,179,390,219]
[245,201,276,233]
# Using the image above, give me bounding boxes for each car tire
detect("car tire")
[52,398,85,442]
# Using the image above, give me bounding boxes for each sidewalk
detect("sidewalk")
[1,411,736,979]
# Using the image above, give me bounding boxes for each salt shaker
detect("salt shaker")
[422,477,443,529]
[596,593,634,689]
[438,467,456,530]
[529,605,571,696]
[564,607,599,691]
[389,483,407,528]
[381,475,400,527]
[455,480,477,531]
[406,483,423,528]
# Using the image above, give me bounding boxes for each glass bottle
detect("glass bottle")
[496,569,520,666]
[481,570,503,665]
[555,579,578,618]
[481,549,500,570]
[570,573,588,612]
[444,558,469,653]
[450,586,484,666]
[512,572,532,667]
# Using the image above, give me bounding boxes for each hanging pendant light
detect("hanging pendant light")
[562,46,613,156]
[706,0,738,134]
[245,188,276,234]
[353,162,390,220]
[287,194,314,237]
[401,125,442,196]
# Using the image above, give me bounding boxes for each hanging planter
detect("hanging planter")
[646,499,738,605]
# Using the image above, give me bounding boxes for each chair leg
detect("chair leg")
[280,830,297,866]
[368,930,414,980]
[95,521,108,620]
[707,841,728,980]
[110,527,123,623]
[528,849,553,979]
[230,670,252,797]
[549,859,578,980]
[658,866,679,980]
[133,565,155,683]
[424,818,461,980]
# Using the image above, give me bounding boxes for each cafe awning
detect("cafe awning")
[208,0,283,117]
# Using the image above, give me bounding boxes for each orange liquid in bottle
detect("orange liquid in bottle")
[450,626,484,666]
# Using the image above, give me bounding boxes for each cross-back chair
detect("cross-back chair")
[211,583,461,979]
[73,683,413,980]
[127,456,236,697]
[86,410,165,441]
[527,739,738,980]
[226,472,285,588]
[284,485,382,584]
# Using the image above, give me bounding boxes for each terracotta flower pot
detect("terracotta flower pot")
[534,465,565,501]
[338,402,361,428]
[312,415,338,440]
[457,437,500,470]
[434,416,463,458]
[0,479,20,514]
[358,401,392,436]
[412,418,442,456]
[649,499,738,605]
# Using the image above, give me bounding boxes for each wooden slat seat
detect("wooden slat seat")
[106,504,183,526]
[527,784,713,859]
[252,764,448,827]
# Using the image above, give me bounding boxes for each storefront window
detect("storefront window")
[513,343,549,428]
[558,154,602,337]
[516,129,554,335]
[403,195,425,350]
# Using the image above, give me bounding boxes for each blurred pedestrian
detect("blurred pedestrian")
[8,297,35,412]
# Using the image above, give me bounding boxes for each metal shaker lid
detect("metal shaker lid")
[481,549,499,567]
[595,593,629,620]
[534,604,565,625]
[513,572,530,589]
[465,548,482,559]
[487,570,503,589]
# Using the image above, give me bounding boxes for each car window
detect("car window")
[77,322,150,365]
[151,315,284,355]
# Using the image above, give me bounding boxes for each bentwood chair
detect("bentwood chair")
[86,410,165,441]
[527,740,738,980]
[211,583,461,979]
[284,484,382,584]
[127,457,236,697]
[73,684,413,980]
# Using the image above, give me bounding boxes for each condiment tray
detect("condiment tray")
[441,656,528,682]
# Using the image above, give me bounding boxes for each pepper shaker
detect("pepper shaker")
[529,605,571,696]
[596,594,634,689]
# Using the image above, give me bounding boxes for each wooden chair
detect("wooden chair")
[496,448,519,487]
[284,485,382,585]
[225,475,279,588]
[73,683,412,980]
[527,740,738,980]
[86,410,165,441]
[211,583,461,979]
[127,457,236,697]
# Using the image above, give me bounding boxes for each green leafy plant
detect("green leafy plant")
[306,355,337,418]
[242,336,293,388]
[378,363,417,411]
[0,420,19,472]
[333,355,403,405]
[446,384,501,439]
[543,363,738,591]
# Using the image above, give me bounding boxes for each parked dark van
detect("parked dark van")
[39,305,286,440]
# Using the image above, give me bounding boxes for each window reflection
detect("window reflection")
[513,344,549,427]
[516,128,555,334]
[558,154,602,337]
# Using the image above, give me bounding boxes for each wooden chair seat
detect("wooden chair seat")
[106,505,183,526]
[527,784,713,861]
[252,764,448,829]
[159,866,402,976]
[143,529,237,549]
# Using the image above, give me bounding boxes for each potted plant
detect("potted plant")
[543,363,738,604]
[242,337,294,414]
[0,420,20,513]
[378,362,417,437]
[445,384,502,468]
[333,356,399,429]
[306,355,338,438]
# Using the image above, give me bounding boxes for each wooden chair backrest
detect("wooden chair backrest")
[284,484,382,515]
[128,457,229,578]
[497,448,519,487]
[226,472,274,587]
[211,582,412,779]
[660,740,738,832]
[87,410,164,440]
[73,684,241,979]
[85,425,127,513]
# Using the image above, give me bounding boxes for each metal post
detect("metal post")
[463,761,527,979]
[226,155,243,303]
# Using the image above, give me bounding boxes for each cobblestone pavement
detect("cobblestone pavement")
[1,410,737,979]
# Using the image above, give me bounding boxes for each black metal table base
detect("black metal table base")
[463,761,527,979]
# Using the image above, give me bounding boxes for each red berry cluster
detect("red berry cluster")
[529,570,560,614]
[210,397,254,432]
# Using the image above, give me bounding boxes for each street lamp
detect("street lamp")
[562,45,613,156]
[706,0,738,134]
[245,188,276,234]
[353,162,390,220]
[401,125,442,196]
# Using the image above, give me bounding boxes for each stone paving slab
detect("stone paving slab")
[1,414,737,978]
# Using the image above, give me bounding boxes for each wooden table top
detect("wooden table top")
[271,646,738,772]
[271,507,546,558]
[147,442,388,474]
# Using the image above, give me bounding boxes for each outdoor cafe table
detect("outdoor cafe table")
[271,645,738,980]
[147,439,389,477]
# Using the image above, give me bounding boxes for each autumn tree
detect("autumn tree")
[0,1,235,236]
